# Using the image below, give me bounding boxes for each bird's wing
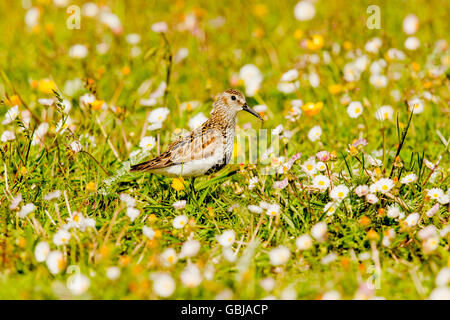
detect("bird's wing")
[130,120,224,172]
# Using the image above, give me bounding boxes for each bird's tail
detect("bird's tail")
[130,161,152,172]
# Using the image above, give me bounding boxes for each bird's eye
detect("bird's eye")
[231,95,236,101]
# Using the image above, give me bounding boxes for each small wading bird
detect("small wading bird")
[130,89,263,192]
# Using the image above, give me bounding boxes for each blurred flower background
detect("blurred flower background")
[0,0,449,299]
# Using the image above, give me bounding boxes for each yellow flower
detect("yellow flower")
[328,84,343,95]
[294,29,303,40]
[411,62,420,71]
[253,4,268,17]
[37,79,56,94]
[45,23,54,35]
[91,100,105,111]
[252,27,264,38]
[172,177,185,191]
[312,35,324,49]
[121,66,131,76]
[367,229,378,240]
[5,94,21,107]
[20,166,28,175]
[423,81,433,89]
[348,145,358,156]
[301,101,323,116]
[343,41,352,50]
[86,181,96,192]
[307,35,324,50]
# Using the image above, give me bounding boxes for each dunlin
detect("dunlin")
[130,89,262,181]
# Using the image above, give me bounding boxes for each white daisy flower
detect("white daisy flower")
[266,203,281,217]
[280,69,299,82]
[151,272,175,298]
[354,185,369,197]
[366,193,379,204]
[248,205,263,214]
[330,184,349,201]
[405,37,420,50]
[67,273,90,295]
[148,107,170,124]
[126,207,140,222]
[216,230,235,248]
[239,64,263,97]
[427,188,444,200]
[296,234,313,250]
[34,241,50,262]
[151,21,168,33]
[404,212,420,227]
[307,125,322,142]
[106,266,121,280]
[142,226,155,240]
[70,141,82,153]
[408,97,424,114]
[268,245,290,266]
[160,248,178,267]
[53,229,71,246]
[312,175,330,191]
[69,44,88,59]
[173,215,188,229]
[294,1,316,21]
[173,200,186,210]
[347,101,363,118]
[139,136,156,152]
[119,193,137,207]
[376,178,394,194]
[1,130,16,142]
[126,33,141,45]
[316,161,327,171]
[323,202,338,216]
[180,264,202,288]
[369,74,388,88]
[46,250,65,274]
[426,203,440,217]
[418,225,438,240]
[2,105,19,125]
[387,204,402,218]
[302,158,317,176]
[179,240,201,259]
[365,37,382,54]
[260,277,276,292]
[429,287,450,300]
[438,194,449,205]
[400,173,417,184]
[19,203,36,218]
[375,105,394,121]
[248,176,259,190]
[403,14,419,35]
[423,236,439,254]
[311,222,327,242]
[386,48,406,61]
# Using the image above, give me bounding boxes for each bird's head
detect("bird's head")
[212,89,263,121]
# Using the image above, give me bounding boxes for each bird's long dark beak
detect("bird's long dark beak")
[243,103,263,121]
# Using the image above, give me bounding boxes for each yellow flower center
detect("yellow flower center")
[338,192,344,198]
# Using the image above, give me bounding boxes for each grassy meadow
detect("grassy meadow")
[0,0,449,299]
